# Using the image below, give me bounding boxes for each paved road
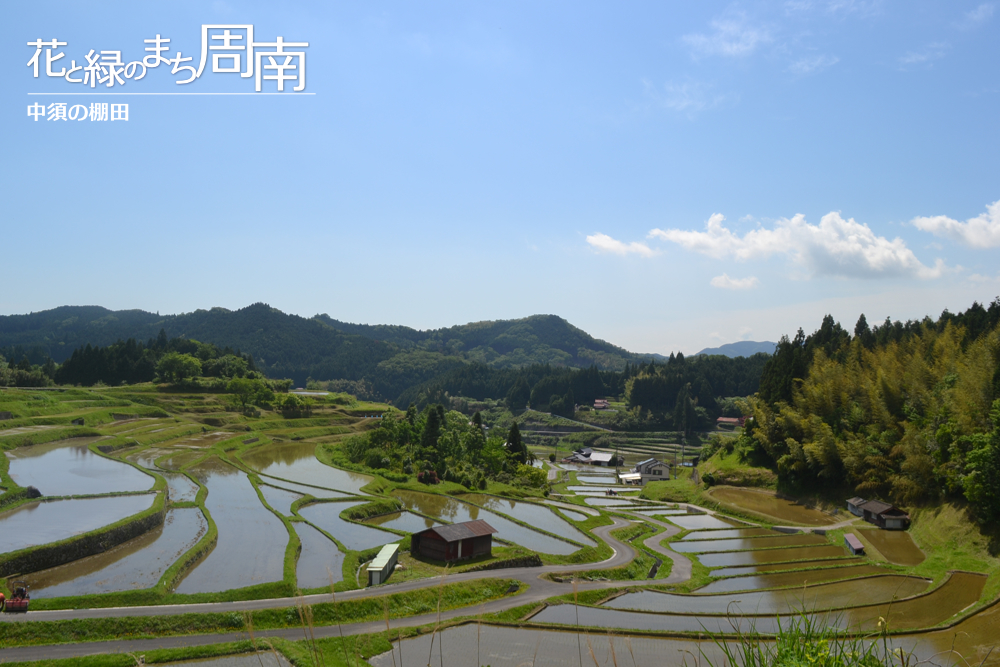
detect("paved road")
[0,516,673,662]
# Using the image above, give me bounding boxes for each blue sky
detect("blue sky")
[3,1,998,354]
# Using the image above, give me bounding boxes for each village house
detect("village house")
[562,447,619,466]
[410,520,497,562]
[594,399,610,410]
[716,416,748,428]
[621,457,671,486]
[845,497,910,530]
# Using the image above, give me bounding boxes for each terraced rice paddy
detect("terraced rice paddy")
[697,563,890,593]
[258,484,302,515]
[240,442,372,494]
[299,501,401,551]
[584,497,642,507]
[25,508,207,597]
[262,479,351,499]
[607,575,929,614]
[710,557,862,577]
[557,508,590,521]
[0,495,156,554]
[459,494,595,546]
[697,545,847,568]
[294,522,343,589]
[176,459,288,593]
[364,511,441,534]
[6,438,153,496]
[861,529,926,566]
[671,533,828,553]
[681,527,779,540]
[576,475,617,484]
[707,487,837,526]
[391,490,581,555]
[664,514,741,530]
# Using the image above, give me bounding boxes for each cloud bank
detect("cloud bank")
[649,212,944,279]
[586,232,656,257]
[911,200,1000,248]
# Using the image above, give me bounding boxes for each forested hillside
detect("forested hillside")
[737,298,1000,529]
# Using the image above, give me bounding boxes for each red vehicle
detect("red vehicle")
[1,581,30,613]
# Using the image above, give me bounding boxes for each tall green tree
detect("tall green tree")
[506,421,529,464]
[156,352,202,384]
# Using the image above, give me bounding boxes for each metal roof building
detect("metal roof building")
[367,543,400,586]
[411,520,497,563]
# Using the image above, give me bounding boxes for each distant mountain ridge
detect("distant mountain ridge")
[0,304,653,400]
[696,340,776,358]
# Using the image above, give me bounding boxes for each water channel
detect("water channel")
[25,508,207,597]
[175,459,288,593]
[391,490,581,555]
[6,437,153,496]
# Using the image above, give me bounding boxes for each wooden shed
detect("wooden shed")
[844,533,865,555]
[411,520,497,563]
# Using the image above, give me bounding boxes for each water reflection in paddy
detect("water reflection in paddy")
[368,624,723,667]
[364,511,441,534]
[299,502,400,551]
[259,485,302,516]
[391,490,580,555]
[459,494,595,546]
[576,475,618,484]
[584,497,642,507]
[0,495,156,554]
[708,487,837,526]
[665,514,741,530]
[682,527,778,540]
[126,449,200,501]
[240,442,372,494]
[697,564,886,593]
[262,479,352,499]
[558,509,589,522]
[672,533,827,553]
[26,508,207,597]
[176,459,288,593]
[6,438,152,496]
[608,575,928,614]
[711,557,862,578]
[860,529,926,566]
[698,545,847,568]
[295,522,344,589]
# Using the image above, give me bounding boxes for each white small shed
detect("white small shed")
[367,543,400,586]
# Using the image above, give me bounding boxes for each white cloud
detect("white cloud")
[788,54,839,75]
[586,233,657,258]
[785,0,883,16]
[911,200,1000,248]
[683,12,771,58]
[957,3,995,28]
[643,79,733,115]
[738,326,753,340]
[649,212,944,279]
[710,274,760,290]
[899,42,949,67]
[969,272,1000,284]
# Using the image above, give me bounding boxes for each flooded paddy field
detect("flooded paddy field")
[681,527,779,540]
[175,459,288,593]
[542,500,599,516]
[262,479,351,499]
[664,514,741,530]
[25,508,207,597]
[697,564,892,593]
[671,533,828,553]
[156,449,207,471]
[6,438,152,496]
[631,509,689,517]
[299,501,401,551]
[531,603,797,634]
[240,442,372,494]
[583,497,644,507]
[391,490,581,555]
[294,522,344,589]
[0,495,156,554]
[368,624,723,667]
[459,494,595,546]
[167,432,233,448]
[860,529,926,565]
[364,511,441,534]
[556,508,590,522]
[576,475,618,484]
[839,571,987,631]
[711,557,863,577]
[697,544,847,568]
[707,487,837,526]
[567,485,636,492]
[258,484,302,516]
[607,575,929,615]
